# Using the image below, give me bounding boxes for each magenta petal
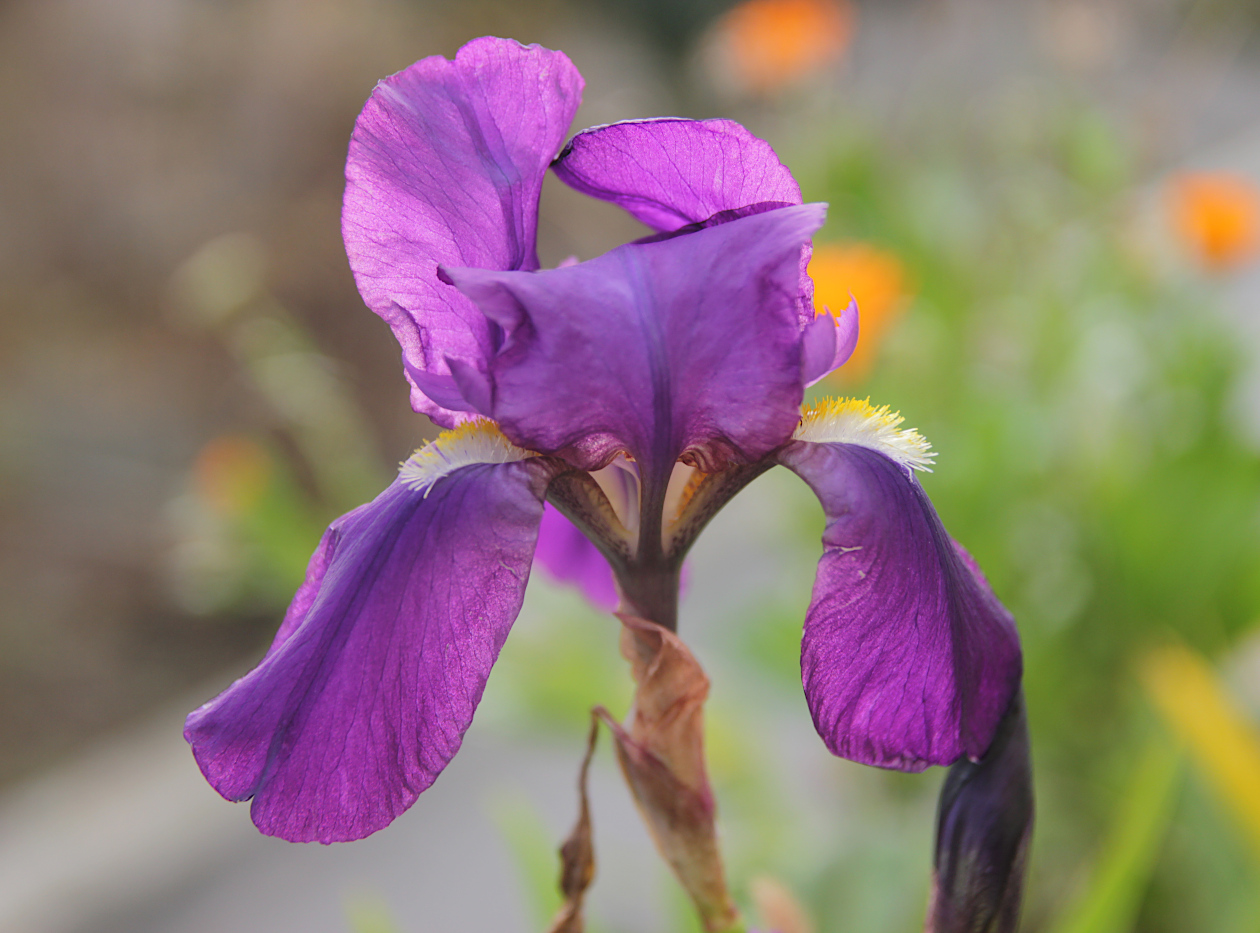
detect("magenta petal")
[442,204,826,481]
[777,441,1022,771]
[832,297,860,369]
[800,298,860,385]
[800,312,837,386]
[184,462,555,843]
[401,358,481,413]
[343,37,582,426]
[552,118,802,232]
[534,503,619,611]
[552,119,816,322]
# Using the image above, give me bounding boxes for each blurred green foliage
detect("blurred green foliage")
[786,94,1260,931]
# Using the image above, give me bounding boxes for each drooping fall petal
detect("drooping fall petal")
[343,37,583,425]
[442,204,825,482]
[777,440,1022,770]
[184,462,559,843]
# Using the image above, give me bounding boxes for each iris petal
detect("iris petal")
[777,440,1022,771]
[800,297,859,385]
[534,503,619,611]
[184,462,557,842]
[442,204,826,484]
[552,118,815,322]
[343,37,583,425]
[552,118,802,232]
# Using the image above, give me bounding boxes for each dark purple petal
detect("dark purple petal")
[776,440,1022,771]
[185,462,557,842]
[928,691,1033,933]
[442,204,826,484]
[534,503,619,611]
[552,119,816,322]
[343,37,582,426]
[552,118,802,232]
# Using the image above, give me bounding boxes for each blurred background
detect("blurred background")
[2,0,1259,930]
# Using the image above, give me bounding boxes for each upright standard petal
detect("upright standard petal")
[552,119,815,322]
[551,118,802,232]
[777,440,1022,771]
[442,204,826,483]
[343,37,583,425]
[184,461,559,843]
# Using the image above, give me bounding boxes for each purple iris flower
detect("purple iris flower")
[185,36,1022,844]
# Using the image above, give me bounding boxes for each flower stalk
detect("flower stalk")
[597,614,741,933]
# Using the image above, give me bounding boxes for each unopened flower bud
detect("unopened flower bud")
[927,691,1033,933]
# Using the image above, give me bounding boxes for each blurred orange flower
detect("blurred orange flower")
[1167,172,1260,271]
[194,434,274,516]
[709,0,854,95]
[808,242,909,382]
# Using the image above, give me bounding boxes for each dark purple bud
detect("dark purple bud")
[927,691,1033,933]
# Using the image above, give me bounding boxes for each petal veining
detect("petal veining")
[777,440,1021,771]
[343,37,583,426]
[442,203,826,484]
[184,462,558,842]
[552,118,802,232]
[552,118,815,322]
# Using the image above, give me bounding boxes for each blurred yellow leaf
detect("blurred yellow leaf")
[1142,642,1260,860]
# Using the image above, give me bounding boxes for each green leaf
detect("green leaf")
[1047,738,1182,933]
